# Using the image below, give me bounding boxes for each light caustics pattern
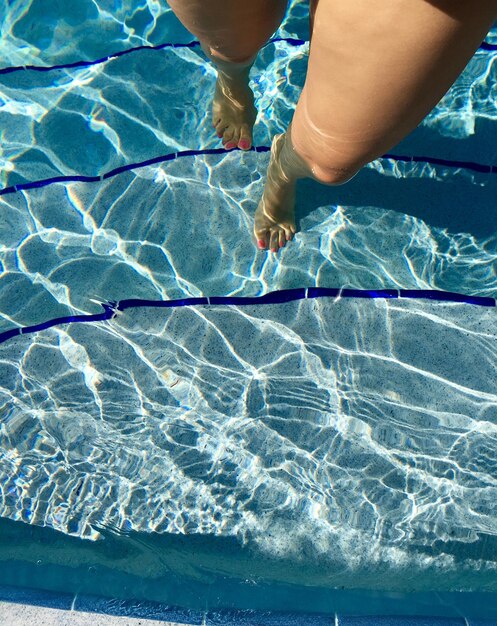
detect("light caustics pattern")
[0,288,494,347]
[0,144,496,198]
[1,0,497,595]
[2,297,497,593]
[0,5,496,190]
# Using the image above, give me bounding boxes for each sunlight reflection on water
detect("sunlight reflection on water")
[1,0,497,595]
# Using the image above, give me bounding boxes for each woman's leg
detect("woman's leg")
[255,0,497,251]
[168,0,288,150]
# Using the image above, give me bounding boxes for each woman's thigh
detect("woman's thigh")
[292,0,497,176]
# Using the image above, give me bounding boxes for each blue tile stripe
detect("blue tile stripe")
[0,41,201,75]
[0,36,495,76]
[382,153,497,175]
[0,37,305,76]
[480,41,497,51]
[0,145,495,198]
[0,288,494,347]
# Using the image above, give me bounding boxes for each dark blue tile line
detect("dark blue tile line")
[481,41,497,51]
[1,147,496,198]
[0,41,201,75]
[0,37,304,76]
[0,35,494,76]
[266,37,307,47]
[0,288,494,347]
[383,153,497,175]
[0,150,230,196]
[0,175,101,195]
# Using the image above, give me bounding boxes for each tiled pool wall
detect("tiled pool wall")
[1,583,497,626]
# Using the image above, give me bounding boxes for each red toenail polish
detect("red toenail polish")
[257,240,265,248]
[239,140,250,150]
[225,143,236,150]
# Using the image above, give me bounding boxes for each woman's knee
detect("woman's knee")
[309,160,361,186]
[290,100,373,186]
[290,131,366,185]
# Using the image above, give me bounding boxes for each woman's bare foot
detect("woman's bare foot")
[210,54,257,151]
[254,133,298,252]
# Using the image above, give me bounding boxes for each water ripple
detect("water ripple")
[1,298,497,590]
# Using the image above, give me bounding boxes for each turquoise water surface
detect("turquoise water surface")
[1,0,497,618]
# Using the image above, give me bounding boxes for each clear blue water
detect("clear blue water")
[1,0,497,618]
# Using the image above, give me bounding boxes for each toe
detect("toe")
[238,124,252,150]
[230,127,241,150]
[269,229,280,252]
[254,226,269,250]
[284,225,294,241]
[223,127,236,149]
[215,120,228,137]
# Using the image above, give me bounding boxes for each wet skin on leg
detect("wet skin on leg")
[255,0,497,252]
[167,0,288,151]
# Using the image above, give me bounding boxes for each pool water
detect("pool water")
[1,0,497,619]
